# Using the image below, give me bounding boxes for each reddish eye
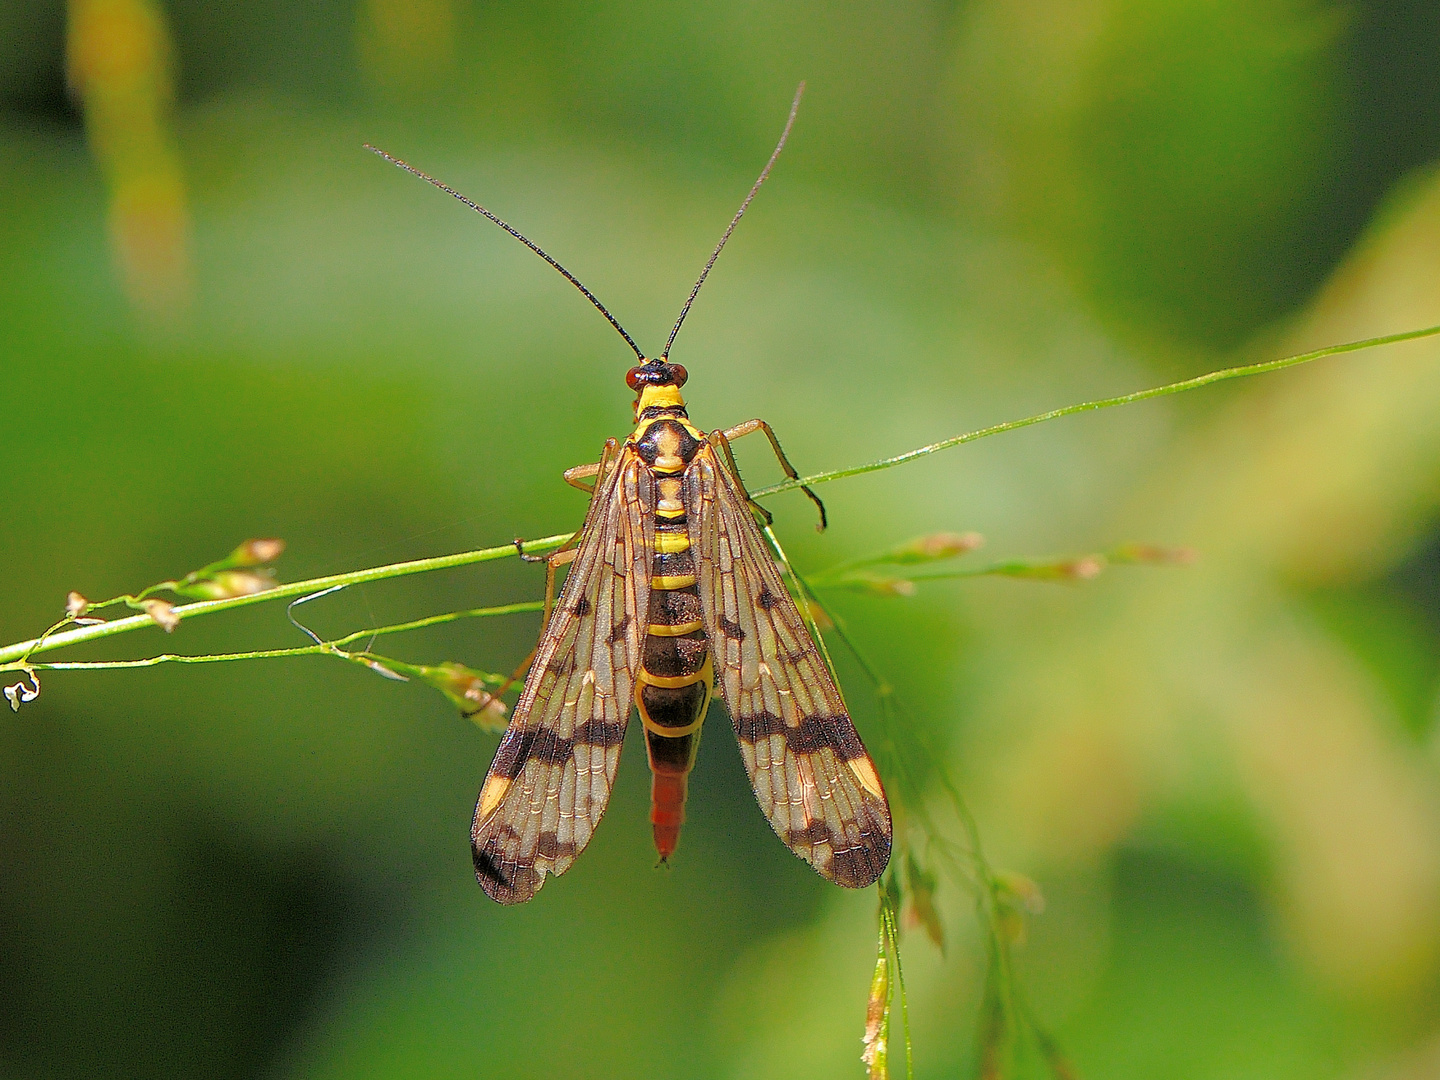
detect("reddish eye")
[626,367,643,391]
[670,364,688,387]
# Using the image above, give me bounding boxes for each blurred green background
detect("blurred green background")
[5,1,1440,1077]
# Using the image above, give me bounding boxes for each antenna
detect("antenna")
[365,144,645,361]
[661,81,805,360]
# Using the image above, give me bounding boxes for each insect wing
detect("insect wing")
[687,442,892,888]
[472,449,654,903]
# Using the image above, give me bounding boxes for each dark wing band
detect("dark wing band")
[687,442,891,888]
[472,448,654,903]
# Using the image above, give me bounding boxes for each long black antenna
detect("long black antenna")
[661,82,805,361]
[365,144,645,361]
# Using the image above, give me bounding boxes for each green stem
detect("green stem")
[7,322,1439,670]
[33,647,325,670]
[327,601,543,647]
[751,324,1440,499]
[0,535,570,666]
[882,902,915,1080]
[814,559,1104,589]
[23,600,545,672]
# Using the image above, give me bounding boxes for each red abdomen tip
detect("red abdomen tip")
[650,770,689,860]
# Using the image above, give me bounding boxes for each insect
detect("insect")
[369,84,891,903]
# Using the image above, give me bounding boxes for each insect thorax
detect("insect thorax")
[631,414,703,476]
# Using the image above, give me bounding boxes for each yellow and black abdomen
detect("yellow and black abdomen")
[632,417,713,861]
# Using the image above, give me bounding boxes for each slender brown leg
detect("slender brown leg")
[717,418,826,531]
[562,463,600,493]
[465,543,580,720]
[566,436,619,491]
[562,436,618,493]
[468,440,619,717]
[711,428,773,527]
[534,438,618,608]
[516,437,619,563]
[539,546,578,626]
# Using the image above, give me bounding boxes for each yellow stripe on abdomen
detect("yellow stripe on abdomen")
[647,619,704,637]
[637,664,709,689]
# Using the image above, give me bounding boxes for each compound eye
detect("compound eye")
[625,366,643,391]
[670,364,688,387]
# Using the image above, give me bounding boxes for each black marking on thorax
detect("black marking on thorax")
[634,417,702,474]
[638,404,692,423]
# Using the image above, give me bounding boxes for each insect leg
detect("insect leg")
[563,463,600,493]
[562,435,618,494]
[561,431,623,493]
[468,540,581,720]
[717,418,826,531]
[516,437,620,564]
[473,440,620,717]
[540,546,579,625]
[534,438,620,601]
[711,428,773,527]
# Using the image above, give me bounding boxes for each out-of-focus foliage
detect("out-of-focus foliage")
[4,2,1440,1078]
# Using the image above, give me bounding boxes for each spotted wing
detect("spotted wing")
[472,448,653,903]
[687,441,891,888]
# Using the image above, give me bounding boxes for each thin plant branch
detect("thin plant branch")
[751,323,1440,499]
[5,322,1439,672]
[23,601,543,672]
[0,535,571,667]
